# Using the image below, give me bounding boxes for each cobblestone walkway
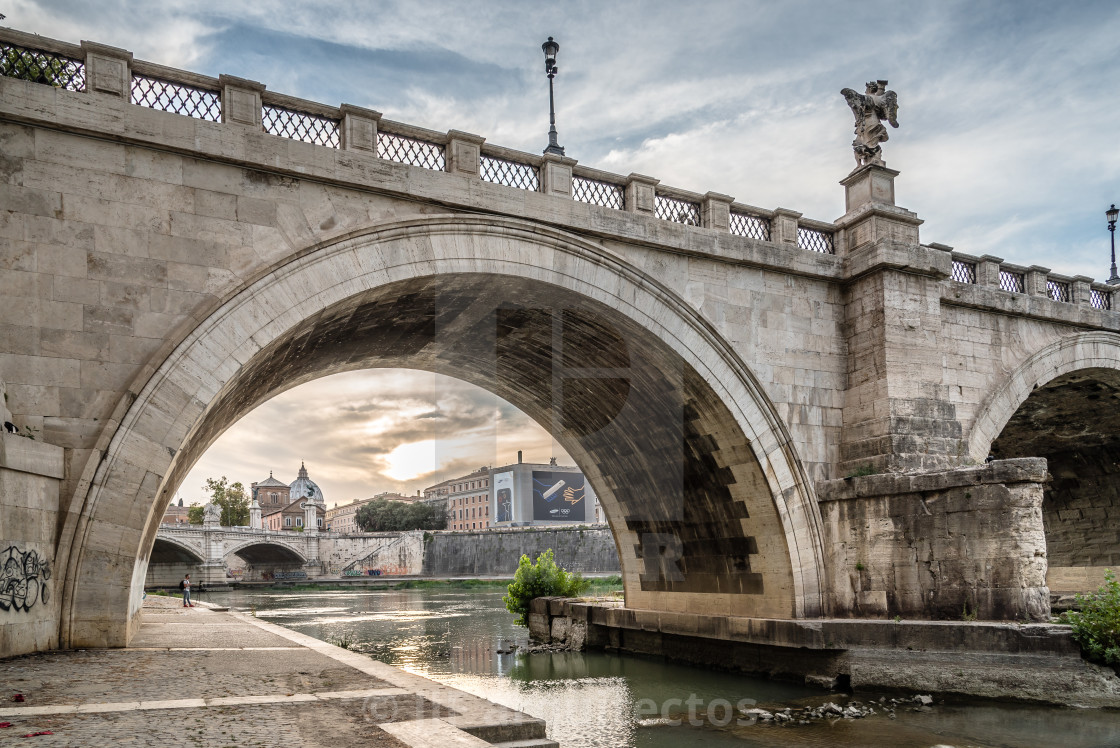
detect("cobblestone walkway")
[0,597,549,747]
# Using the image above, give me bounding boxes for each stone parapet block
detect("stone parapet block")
[446,130,485,178]
[771,208,802,245]
[701,192,733,231]
[1026,265,1052,297]
[81,41,133,99]
[624,173,659,216]
[339,103,381,153]
[540,153,576,198]
[977,254,1004,287]
[219,74,266,128]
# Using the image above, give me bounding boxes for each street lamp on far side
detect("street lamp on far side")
[1108,204,1119,285]
[542,36,564,156]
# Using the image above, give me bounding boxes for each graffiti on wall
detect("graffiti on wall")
[260,570,308,581]
[340,564,410,578]
[0,546,51,612]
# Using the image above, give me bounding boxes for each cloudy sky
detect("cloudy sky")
[6,1,1118,504]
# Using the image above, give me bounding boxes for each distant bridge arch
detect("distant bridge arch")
[224,539,308,565]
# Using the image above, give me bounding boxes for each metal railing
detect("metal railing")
[798,227,835,254]
[0,41,85,91]
[951,260,977,284]
[1046,279,1071,303]
[572,175,625,210]
[132,73,221,121]
[730,211,771,241]
[1090,288,1113,311]
[262,104,339,148]
[377,131,446,171]
[999,270,1025,293]
[655,194,700,225]
[480,155,539,191]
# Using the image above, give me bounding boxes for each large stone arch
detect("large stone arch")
[969,331,1120,591]
[58,215,826,647]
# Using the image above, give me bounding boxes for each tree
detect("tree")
[503,549,590,627]
[187,503,204,525]
[1,47,69,87]
[355,499,447,532]
[203,476,250,527]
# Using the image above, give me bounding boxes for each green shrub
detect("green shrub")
[503,549,590,627]
[1061,569,1120,666]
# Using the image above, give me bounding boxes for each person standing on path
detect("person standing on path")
[181,573,194,607]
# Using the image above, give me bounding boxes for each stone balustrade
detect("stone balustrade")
[948,250,1114,311]
[4,26,1114,290]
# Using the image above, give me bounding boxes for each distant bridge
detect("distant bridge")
[147,524,423,586]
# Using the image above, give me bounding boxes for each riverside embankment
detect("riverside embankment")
[530,596,1120,709]
[0,595,553,747]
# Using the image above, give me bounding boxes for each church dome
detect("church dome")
[289,462,324,505]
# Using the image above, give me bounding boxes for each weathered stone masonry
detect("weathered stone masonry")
[1,28,1120,654]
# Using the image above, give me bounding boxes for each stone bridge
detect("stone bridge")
[2,28,1119,655]
[144,524,423,587]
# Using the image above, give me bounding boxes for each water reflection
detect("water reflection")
[208,588,1120,748]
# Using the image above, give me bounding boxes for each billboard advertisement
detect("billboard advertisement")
[494,471,514,523]
[532,471,585,522]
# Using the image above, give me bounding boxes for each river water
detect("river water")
[204,587,1119,747]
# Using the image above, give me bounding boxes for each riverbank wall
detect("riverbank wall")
[423,526,619,577]
[530,597,1120,708]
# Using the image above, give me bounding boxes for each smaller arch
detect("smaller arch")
[149,536,205,564]
[967,331,1120,462]
[225,539,308,565]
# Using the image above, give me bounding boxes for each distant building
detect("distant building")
[161,497,190,526]
[326,492,412,534]
[441,467,492,531]
[250,462,326,531]
[489,455,601,527]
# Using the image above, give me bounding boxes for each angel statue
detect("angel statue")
[841,80,899,171]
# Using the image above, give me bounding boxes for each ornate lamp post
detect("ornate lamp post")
[1108,204,1119,285]
[541,37,564,156]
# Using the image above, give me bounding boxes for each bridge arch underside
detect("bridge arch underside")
[149,538,204,565]
[63,218,827,647]
[988,367,1120,590]
[227,543,306,566]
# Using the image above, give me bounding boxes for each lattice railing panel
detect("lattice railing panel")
[797,227,835,254]
[999,270,1025,293]
[572,176,625,210]
[377,132,445,171]
[0,43,85,91]
[730,211,770,241]
[263,105,340,148]
[132,74,221,121]
[951,260,977,284]
[655,194,700,225]
[480,155,539,191]
[1046,280,1071,303]
[1090,288,1113,311]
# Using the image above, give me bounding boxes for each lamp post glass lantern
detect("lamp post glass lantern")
[1108,204,1119,285]
[542,36,564,156]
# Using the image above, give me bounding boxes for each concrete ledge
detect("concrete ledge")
[0,433,65,479]
[816,457,1048,502]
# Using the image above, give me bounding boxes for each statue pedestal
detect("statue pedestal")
[841,163,899,212]
[835,164,922,252]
